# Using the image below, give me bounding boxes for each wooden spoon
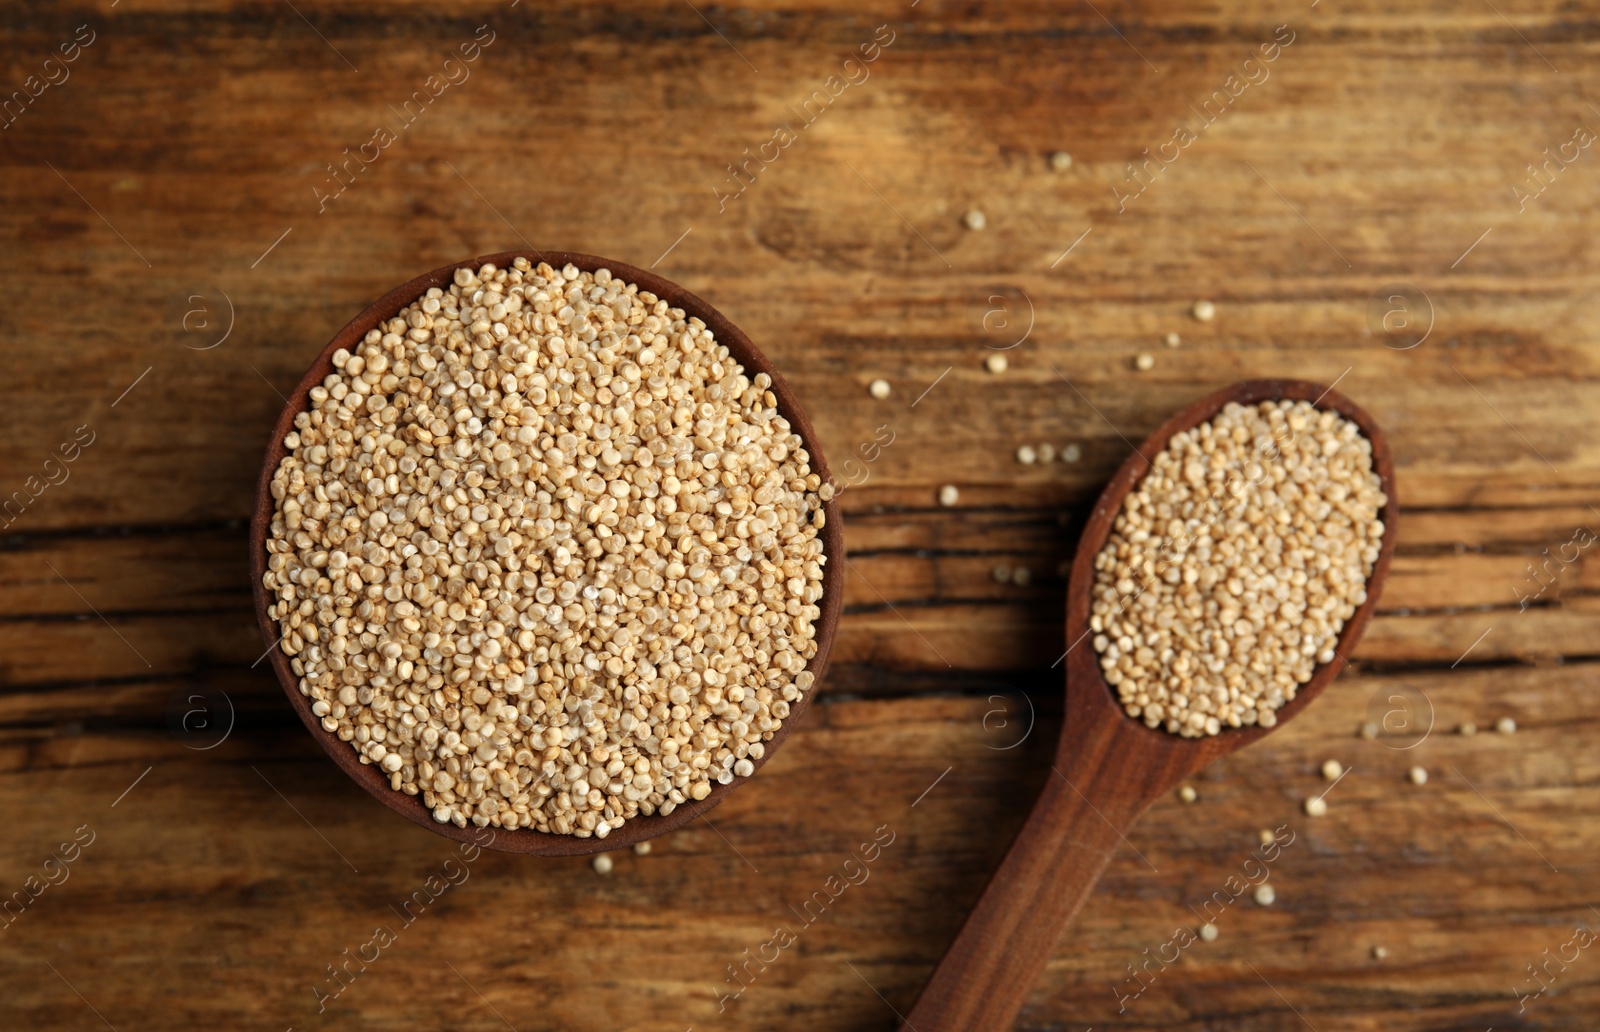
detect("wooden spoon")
[249,250,844,857]
[900,378,1398,1030]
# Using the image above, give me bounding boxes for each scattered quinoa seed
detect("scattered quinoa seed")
[1017,444,1038,465]
[1192,300,1216,322]
[1165,332,1182,348]
[1373,946,1389,960]
[1062,444,1082,463]
[938,484,960,507]
[1360,722,1380,740]
[1304,796,1328,817]
[1178,785,1198,803]
[592,853,614,875]
[1254,883,1276,906]
[1496,717,1517,734]
[963,209,987,231]
[1012,566,1031,587]
[1091,401,1386,737]
[1408,766,1428,785]
[1199,922,1219,942]
[985,353,1008,374]
[992,564,1012,584]
[1134,353,1155,372]
[1459,722,1478,736]
[1050,151,1073,171]
[633,840,652,856]
[1038,443,1056,463]
[1321,759,1344,781]
[869,378,891,400]
[263,261,829,838]
[1258,828,1275,845]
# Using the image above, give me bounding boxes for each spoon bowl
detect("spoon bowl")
[250,250,844,856]
[902,378,1397,1029]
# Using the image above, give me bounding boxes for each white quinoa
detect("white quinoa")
[263,259,829,837]
[1089,400,1385,737]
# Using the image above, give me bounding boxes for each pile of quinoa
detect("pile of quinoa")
[1089,400,1385,737]
[263,259,831,837]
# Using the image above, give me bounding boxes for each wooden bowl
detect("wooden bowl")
[250,251,845,856]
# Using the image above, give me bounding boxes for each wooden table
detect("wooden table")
[3,2,1596,1028]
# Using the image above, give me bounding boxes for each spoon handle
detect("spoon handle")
[900,750,1145,1031]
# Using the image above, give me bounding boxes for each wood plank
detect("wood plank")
[4,501,1594,685]
[0,672,1593,1031]
[0,5,1597,533]
[0,525,250,618]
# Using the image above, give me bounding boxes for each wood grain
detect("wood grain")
[2,0,1598,1028]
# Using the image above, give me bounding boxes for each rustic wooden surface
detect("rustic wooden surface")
[2,1,1598,1029]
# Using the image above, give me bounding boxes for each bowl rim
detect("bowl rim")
[249,249,844,856]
